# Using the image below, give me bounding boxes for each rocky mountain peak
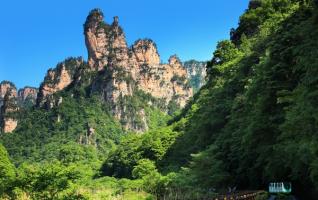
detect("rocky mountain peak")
[84,9,110,71]
[18,87,38,106]
[18,87,37,101]
[0,83,38,133]
[37,57,84,107]
[0,81,17,99]
[5,9,195,133]
[84,9,193,131]
[112,16,119,26]
[85,9,128,71]
[132,39,160,66]
[84,8,104,32]
[169,55,182,66]
[0,81,17,108]
[3,88,17,100]
[0,88,19,133]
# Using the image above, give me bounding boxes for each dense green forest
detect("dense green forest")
[1,0,318,199]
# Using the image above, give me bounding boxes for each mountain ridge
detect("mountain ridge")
[0,9,210,133]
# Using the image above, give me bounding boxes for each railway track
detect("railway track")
[213,190,265,200]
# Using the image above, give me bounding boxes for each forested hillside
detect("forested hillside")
[98,0,318,199]
[163,0,318,197]
[1,0,318,199]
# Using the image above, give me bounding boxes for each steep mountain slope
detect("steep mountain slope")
[97,0,318,199]
[0,81,38,108]
[0,81,17,108]
[161,0,318,198]
[0,81,37,133]
[18,87,38,107]
[0,9,194,164]
[83,9,192,131]
[183,60,207,92]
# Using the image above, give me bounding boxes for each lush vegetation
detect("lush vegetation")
[1,95,123,165]
[97,0,318,199]
[162,0,318,199]
[1,0,318,199]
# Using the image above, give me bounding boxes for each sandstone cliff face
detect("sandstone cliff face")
[18,87,38,106]
[132,39,160,66]
[37,57,84,107]
[0,82,38,133]
[183,60,207,92]
[0,81,17,107]
[84,9,129,71]
[86,9,193,131]
[135,55,191,108]
[2,9,194,133]
[0,89,18,133]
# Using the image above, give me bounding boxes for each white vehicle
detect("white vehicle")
[269,182,292,194]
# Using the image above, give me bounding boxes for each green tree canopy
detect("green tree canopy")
[0,144,15,195]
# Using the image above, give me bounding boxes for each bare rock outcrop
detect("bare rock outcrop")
[0,81,17,107]
[85,9,193,131]
[132,39,160,66]
[84,9,109,70]
[2,9,194,133]
[135,55,191,108]
[0,89,19,133]
[0,82,39,132]
[37,57,84,107]
[18,87,38,106]
[1,9,197,133]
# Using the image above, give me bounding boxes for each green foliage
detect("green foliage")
[184,145,231,189]
[158,1,318,198]
[101,127,178,178]
[74,176,152,200]
[167,98,180,115]
[14,161,81,200]
[101,134,143,178]
[1,95,124,165]
[230,0,300,44]
[2,1,318,199]
[0,144,15,196]
[132,159,157,179]
[117,89,169,131]
[210,40,241,66]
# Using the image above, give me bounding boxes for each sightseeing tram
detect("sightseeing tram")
[269,182,292,194]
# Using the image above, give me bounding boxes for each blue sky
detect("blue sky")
[0,0,249,89]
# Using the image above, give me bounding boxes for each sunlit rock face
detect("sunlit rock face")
[134,55,192,108]
[84,9,129,71]
[131,39,160,66]
[0,89,18,133]
[0,82,18,133]
[0,82,39,132]
[85,9,193,131]
[0,81,17,107]
[36,57,84,107]
[18,87,38,106]
[17,8,194,132]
